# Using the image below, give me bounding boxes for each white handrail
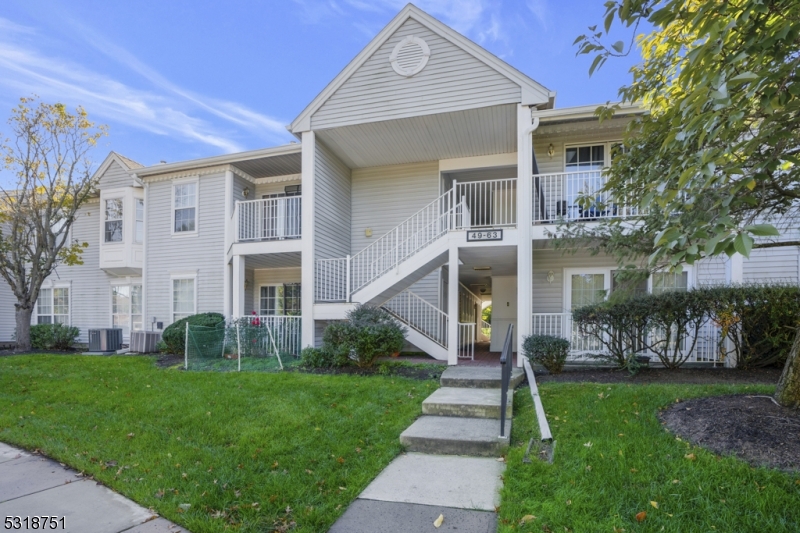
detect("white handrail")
[236,315,302,357]
[382,290,448,347]
[236,196,302,241]
[315,258,349,302]
[350,189,459,293]
[455,178,517,228]
[458,322,475,360]
[532,170,643,223]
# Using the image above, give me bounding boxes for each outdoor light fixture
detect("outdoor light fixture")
[242,187,250,198]
[548,143,555,157]
[473,266,492,271]
[365,228,373,237]
[546,270,555,283]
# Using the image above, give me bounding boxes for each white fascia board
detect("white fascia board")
[133,144,301,179]
[289,4,554,133]
[533,102,644,123]
[91,151,139,185]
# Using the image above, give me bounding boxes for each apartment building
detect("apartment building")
[2,4,798,365]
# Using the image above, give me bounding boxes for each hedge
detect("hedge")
[162,312,225,355]
[30,323,79,351]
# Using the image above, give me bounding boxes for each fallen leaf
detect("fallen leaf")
[630,468,638,473]
[650,501,659,509]
[685,453,697,461]
[584,442,593,448]
[519,515,536,525]
[635,511,646,522]
[127,433,135,439]
[433,514,444,528]
[179,503,191,510]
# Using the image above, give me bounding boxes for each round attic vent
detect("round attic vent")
[390,36,430,77]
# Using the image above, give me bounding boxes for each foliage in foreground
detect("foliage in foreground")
[522,335,569,374]
[29,323,79,351]
[0,355,432,533]
[162,312,225,355]
[312,305,407,369]
[573,284,800,368]
[500,382,800,532]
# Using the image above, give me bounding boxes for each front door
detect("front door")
[564,268,610,353]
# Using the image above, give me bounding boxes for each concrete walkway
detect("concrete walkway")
[0,443,188,533]
[328,366,524,533]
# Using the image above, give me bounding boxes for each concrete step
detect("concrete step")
[400,416,511,457]
[421,387,512,419]
[440,366,525,389]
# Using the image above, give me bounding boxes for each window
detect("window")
[173,183,196,233]
[566,145,605,171]
[112,284,143,337]
[104,198,123,242]
[611,270,649,298]
[651,272,689,295]
[134,198,144,243]
[37,287,69,325]
[172,278,195,322]
[259,284,302,316]
[569,273,607,309]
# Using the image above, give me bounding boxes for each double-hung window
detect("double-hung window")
[104,198,123,242]
[134,198,144,243]
[173,183,197,233]
[172,278,196,322]
[651,271,689,295]
[565,145,606,171]
[37,287,70,324]
[259,284,302,316]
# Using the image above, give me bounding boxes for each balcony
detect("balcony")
[532,170,642,224]
[235,196,301,243]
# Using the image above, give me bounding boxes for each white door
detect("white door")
[564,268,611,353]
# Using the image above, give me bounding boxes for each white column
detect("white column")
[516,104,535,366]
[448,243,459,365]
[724,253,744,368]
[232,254,245,318]
[300,131,316,348]
[223,169,234,317]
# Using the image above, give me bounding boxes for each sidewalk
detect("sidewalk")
[0,442,188,533]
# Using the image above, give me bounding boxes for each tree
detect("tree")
[0,97,106,351]
[570,0,800,405]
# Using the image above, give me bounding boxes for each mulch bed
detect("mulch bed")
[661,394,800,472]
[536,366,782,385]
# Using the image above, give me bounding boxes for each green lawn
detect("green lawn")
[0,355,435,532]
[501,382,800,532]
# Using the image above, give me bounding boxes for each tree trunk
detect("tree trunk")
[15,306,33,352]
[775,328,800,408]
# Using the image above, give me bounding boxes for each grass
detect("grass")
[500,382,800,532]
[0,354,437,532]
[186,355,303,372]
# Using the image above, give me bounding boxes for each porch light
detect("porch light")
[242,187,250,198]
[546,270,555,283]
[365,228,373,237]
[548,143,555,157]
[473,266,491,271]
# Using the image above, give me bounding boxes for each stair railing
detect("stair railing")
[499,323,514,439]
[350,189,459,294]
[382,289,448,347]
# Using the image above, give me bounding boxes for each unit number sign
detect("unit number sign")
[466,229,503,242]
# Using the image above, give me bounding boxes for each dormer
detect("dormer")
[95,152,145,276]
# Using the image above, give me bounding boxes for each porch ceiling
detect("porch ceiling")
[232,152,301,178]
[315,104,517,169]
[243,252,301,269]
[457,245,517,296]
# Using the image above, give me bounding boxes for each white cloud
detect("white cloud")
[0,16,291,155]
[526,0,550,31]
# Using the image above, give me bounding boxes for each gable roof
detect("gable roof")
[91,151,142,185]
[290,3,555,133]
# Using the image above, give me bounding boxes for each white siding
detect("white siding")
[99,161,134,190]
[744,247,799,283]
[144,174,226,331]
[0,277,14,342]
[697,256,727,286]
[38,202,120,343]
[533,128,627,175]
[531,249,620,314]
[351,160,441,305]
[312,18,521,130]
[314,142,352,260]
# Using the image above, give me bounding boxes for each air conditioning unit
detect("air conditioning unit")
[130,331,161,353]
[88,328,123,352]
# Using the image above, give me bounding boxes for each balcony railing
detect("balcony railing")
[532,171,642,224]
[235,197,301,242]
[531,312,723,364]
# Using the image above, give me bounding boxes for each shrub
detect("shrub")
[320,305,407,368]
[300,347,333,369]
[523,334,569,374]
[162,312,225,354]
[30,323,79,351]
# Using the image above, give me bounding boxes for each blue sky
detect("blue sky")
[0,0,646,172]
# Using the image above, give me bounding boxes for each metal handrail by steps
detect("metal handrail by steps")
[499,323,513,439]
